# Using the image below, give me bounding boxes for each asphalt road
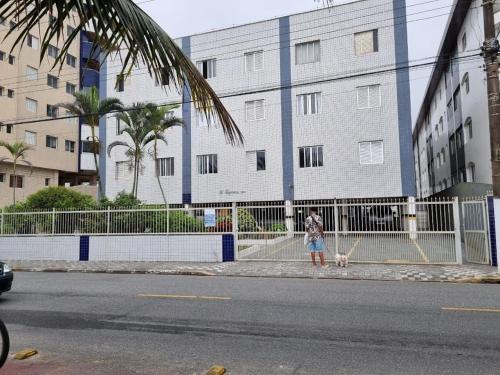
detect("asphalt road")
[1,272,500,374]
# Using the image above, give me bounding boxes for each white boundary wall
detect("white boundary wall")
[89,235,222,262]
[0,235,224,263]
[0,236,80,261]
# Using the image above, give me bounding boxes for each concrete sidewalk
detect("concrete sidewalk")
[7,260,498,282]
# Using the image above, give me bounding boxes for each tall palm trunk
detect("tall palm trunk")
[12,163,16,205]
[90,125,103,198]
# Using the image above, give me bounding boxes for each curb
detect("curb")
[11,267,498,284]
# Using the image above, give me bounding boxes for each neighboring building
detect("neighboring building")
[78,31,102,183]
[104,0,415,204]
[413,0,500,198]
[0,11,86,206]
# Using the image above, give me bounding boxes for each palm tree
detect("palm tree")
[145,103,183,206]
[107,103,156,198]
[0,141,34,204]
[0,1,243,145]
[59,86,123,197]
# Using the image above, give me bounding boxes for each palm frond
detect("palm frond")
[107,141,132,157]
[0,0,243,145]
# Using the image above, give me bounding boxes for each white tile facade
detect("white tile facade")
[104,0,413,204]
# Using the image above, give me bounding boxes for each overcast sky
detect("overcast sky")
[137,0,455,124]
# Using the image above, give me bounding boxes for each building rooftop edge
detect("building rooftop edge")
[171,0,370,41]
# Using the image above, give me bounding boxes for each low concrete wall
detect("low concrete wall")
[0,236,80,261]
[89,235,223,262]
[0,234,230,263]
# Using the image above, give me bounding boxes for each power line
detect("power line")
[1,6,461,101]
[0,0,456,87]
[0,52,483,129]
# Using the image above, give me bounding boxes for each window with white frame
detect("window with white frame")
[462,33,467,52]
[295,40,320,64]
[246,150,266,171]
[299,146,323,168]
[245,51,263,72]
[245,100,265,121]
[441,147,446,163]
[354,29,378,55]
[27,34,39,49]
[359,140,384,165]
[357,85,381,109]
[26,66,38,81]
[65,140,75,153]
[297,92,321,115]
[466,162,475,182]
[464,117,472,143]
[25,98,38,113]
[24,131,37,145]
[115,161,129,180]
[156,157,174,177]
[197,59,216,79]
[197,154,218,175]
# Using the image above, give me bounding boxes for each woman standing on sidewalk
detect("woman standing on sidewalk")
[305,207,327,268]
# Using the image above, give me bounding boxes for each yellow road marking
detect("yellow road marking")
[442,307,500,314]
[347,237,363,258]
[138,294,231,301]
[412,240,430,263]
[264,237,302,259]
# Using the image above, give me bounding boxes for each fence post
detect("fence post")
[232,202,239,261]
[166,203,170,235]
[408,196,417,240]
[0,208,3,235]
[107,206,111,235]
[453,197,463,265]
[51,208,56,235]
[285,200,294,239]
[334,199,339,254]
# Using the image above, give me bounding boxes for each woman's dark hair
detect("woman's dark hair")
[310,207,318,214]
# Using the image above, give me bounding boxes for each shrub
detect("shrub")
[270,223,287,232]
[22,187,96,210]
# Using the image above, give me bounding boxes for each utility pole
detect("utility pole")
[482,0,500,196]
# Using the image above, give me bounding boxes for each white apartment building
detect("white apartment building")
[413,0,500,198]
[104,0,415,204]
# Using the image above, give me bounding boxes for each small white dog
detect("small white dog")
[335,253,349,268]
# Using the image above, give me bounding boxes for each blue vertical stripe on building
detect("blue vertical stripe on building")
[487,197,497,266]
[222,234,235,262]
[392,0,416,197]
[182,36,192,205]
[279,16,294,201]
[99,59,108,196]
[79,236,90,261]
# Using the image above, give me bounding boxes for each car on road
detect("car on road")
[0,262,13,295]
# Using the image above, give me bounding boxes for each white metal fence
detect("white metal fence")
[237,198,461,264]
[0,197,493,265]
[0,206,234,236]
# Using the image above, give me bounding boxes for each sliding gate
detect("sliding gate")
[237,198,461,264]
